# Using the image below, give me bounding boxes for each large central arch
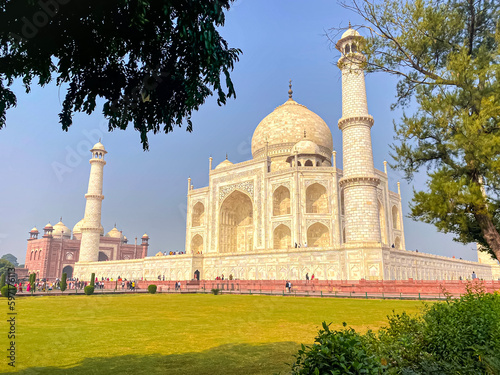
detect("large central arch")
[219,190,254,253]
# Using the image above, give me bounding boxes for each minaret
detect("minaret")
[79,141,107,262]
[336,26,381,244]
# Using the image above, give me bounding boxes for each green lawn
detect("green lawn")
[2,294,426,374]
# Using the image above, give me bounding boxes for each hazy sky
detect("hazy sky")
[0,0,478,264]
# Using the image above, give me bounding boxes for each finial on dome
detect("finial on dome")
[60,216,62,222]
[288,79,293,100]
[114,222,117,228]
[225,153,228,160]
[99,137,101,142]
[349,21,352,29]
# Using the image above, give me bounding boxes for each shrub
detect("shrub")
[1,285,17,298]
[148,285,157,294]
[211,288,220,295]
[60,272,67,292]
[290,289,500,374]
[84,285,94,295]
[0,273,5,289]
[90,273,95,287]
[29,273,36,295]
[290,322,383,375]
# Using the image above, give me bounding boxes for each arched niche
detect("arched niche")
[379,200,387,244]
[273,186,290,216]
[98,251,109,261]
[192,202,205,227]
[394,236,401,249]
[273,224,291,249]
[306,183,328,214]
[307,222,330,247]
[219,190,253,253]
[191,234,203,254]
[392,205,400,229]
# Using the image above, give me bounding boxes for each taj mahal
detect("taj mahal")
[27,28,500,282]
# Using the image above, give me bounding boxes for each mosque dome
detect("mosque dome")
[30,227,39,233]
[92,142,106,151]
[73,219,104,235]
[251,99,333,159]
[52,221,71,238]
[292,140,322,155]
[341,27,360,39]
[106,227,124,239]
[215,159,234,170]
[142,233,149,239]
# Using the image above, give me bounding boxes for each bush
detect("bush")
[290,322,383,375]
[1,285,17,298]
[148,285,157,294]
[60,272,67,292]
[84,285,94,295]
[290,288,500,374]
[0,273,5,289]
[90,273,95,287]
[211,288,220,295]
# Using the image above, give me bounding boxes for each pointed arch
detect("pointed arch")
[306,183,328,214]
[307,222,330,247]
[273,186,290,216]
[379,200,387,244]
[394,236,401,249]
[192,202,205,227]
[273,224,291,249]
[392,205,400,229]
[219,190,253,253]
[304,160,313,167]
[191,234,203,254]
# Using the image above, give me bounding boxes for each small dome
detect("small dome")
[44,223,53,229]
[73,219,104,235]
[106,227,123,239]
[142,233,149,238]
[53,221,71,238]
[92,142,106,151]
[155,251,163,257]
[341,27,360,39]
[30,227,39,233]
[292,140,322,155]
[215,159,234,170]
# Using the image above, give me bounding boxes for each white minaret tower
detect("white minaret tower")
[79,141,107,262]
[336,26,381,244]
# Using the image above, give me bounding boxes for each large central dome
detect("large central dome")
[251,98,333,159]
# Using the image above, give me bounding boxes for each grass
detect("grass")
[3,294,426,374]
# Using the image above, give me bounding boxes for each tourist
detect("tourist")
[222,274,224,280]
[472,271,477,280]
[305,273,309,282]
[18,283,22,293]
[311,274,315,281]
[294,242,297,248]
[288,281,292,293]
[304,242,307,248]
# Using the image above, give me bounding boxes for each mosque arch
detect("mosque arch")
[65,252,74,260]
[297,161,302,166]
[191,234,204,254]
[38,250,42,260]
[192,202,205,227]
[219,190,254,253]
[273,224,291,249]
[98,251,109,261]
[394,236,401,249]
[30,251,33,261]
[305,160,313,167]
[307,222,330,247]
[62,265,73,278]
[378,200,387,244]
[392,205,400,229]
[306,183,328,214]
[273,186,290,216]
[345,44,351,54]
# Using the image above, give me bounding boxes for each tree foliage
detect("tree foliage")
[60,272,67,292]
[0,0,241,149]
[0,259,14,277]
[1,253,18,266]
[335,0,500,259]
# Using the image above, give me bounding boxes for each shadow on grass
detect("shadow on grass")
[12,342,300,375]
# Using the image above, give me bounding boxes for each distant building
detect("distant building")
[24,142,148,280]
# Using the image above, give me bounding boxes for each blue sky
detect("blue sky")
[0,0,478,264]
